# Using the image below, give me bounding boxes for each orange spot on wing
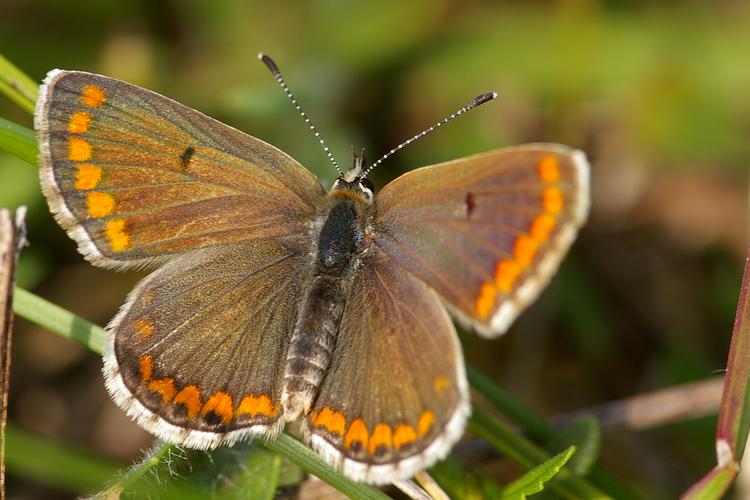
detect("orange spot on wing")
[514,235,539,268]
[105,219,130,252]
[138,355,153,382]
[81,84,106,108]
[368,423,393,454]
[86,191,115,217]
[313,406,346,436]
[542,187,563,214]
[237,394,279,418]
[418,411,434,438]
[68,137,92,161]
[74,164,102,190]
[495,259,521,293]
[393,424,417,450]
[344,418,369,450]
[149,378,176,402]
[67,111,92,134]
[173,385,202,419]
[434,376,451,393]
[530,214,555,242]
[134,319,153,340]
[201,391,234,425]
[538,155,560,183]
[475,282,496,319]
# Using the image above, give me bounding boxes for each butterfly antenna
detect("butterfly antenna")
[362,91,498,178]
[258,53,343,176]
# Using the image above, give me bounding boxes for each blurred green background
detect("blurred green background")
[1,0,750,498]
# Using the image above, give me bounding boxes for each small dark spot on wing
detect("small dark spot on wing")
[180,146,195,168]
[465,192,475,219]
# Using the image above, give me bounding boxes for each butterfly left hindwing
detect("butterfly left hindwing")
[104,239,308,448]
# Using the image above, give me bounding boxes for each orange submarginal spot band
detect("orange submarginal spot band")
[542,187,564,214]
[67,111,92,134]
[138,355,153,382]
[173,385,202,419]
[514,235,539,268]
[368,423,393,455]
[74,164,102,190]
[495,259,521,293]
[201,391,234,425]
[312,406,346,436]
[81,84,106,108]
[418,411,434,438]
[538,155,560,183]
[68,137,92,161]
[86,191,115,218]
[149,378,176,403]
[530,213,555,243]
[237,394,279,418]
[393,424,417,450]
[474,282,497,319]
[344,418,369,450]
[134,319,154,340]
[105,219,130,252]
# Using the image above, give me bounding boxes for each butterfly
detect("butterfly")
[34,55,589,485]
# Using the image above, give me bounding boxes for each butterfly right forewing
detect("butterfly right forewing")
[374,144,589,337]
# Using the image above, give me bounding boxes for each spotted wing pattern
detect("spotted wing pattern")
[375,144,589,337]
[36,70,325,269]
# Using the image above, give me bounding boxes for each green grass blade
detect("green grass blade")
[0,54,37,114]
[469,407,605,499]
[13,287,107,353]
[683,241,750,498]
[5,424,121,494]
[501,446,576,499]
[0,118,36,165]
[468,365,638,499]
[263,432,389,499]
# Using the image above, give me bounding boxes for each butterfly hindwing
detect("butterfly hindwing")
[35,70,325,269]
[374,144,589,337]
[304,249,469,484]
[103,239,310,448]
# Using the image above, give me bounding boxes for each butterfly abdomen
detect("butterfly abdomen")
[282,198,369,421]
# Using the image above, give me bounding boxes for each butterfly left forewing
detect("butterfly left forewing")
[374,144,589,337]
[303,250,469,484]
[36,70,325,269]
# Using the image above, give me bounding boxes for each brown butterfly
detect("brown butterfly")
[34,55,589,484]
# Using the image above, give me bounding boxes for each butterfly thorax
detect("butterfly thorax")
[282,177,375,421]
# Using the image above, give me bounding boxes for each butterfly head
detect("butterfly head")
[332,148,374,203]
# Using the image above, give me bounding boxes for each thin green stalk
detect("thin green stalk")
[13,287,107,354]
[0,117,36,165]
[0,54,37,114]
[263,433,389,500]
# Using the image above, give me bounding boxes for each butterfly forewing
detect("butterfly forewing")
[104,239,309,448]
[304,250,469,484]
[375,144,589,337]
[35,70,325,269]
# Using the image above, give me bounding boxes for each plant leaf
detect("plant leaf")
[501,446,576,500]
[546,417,601,476]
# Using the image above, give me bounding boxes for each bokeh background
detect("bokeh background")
[1,1,750,498]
